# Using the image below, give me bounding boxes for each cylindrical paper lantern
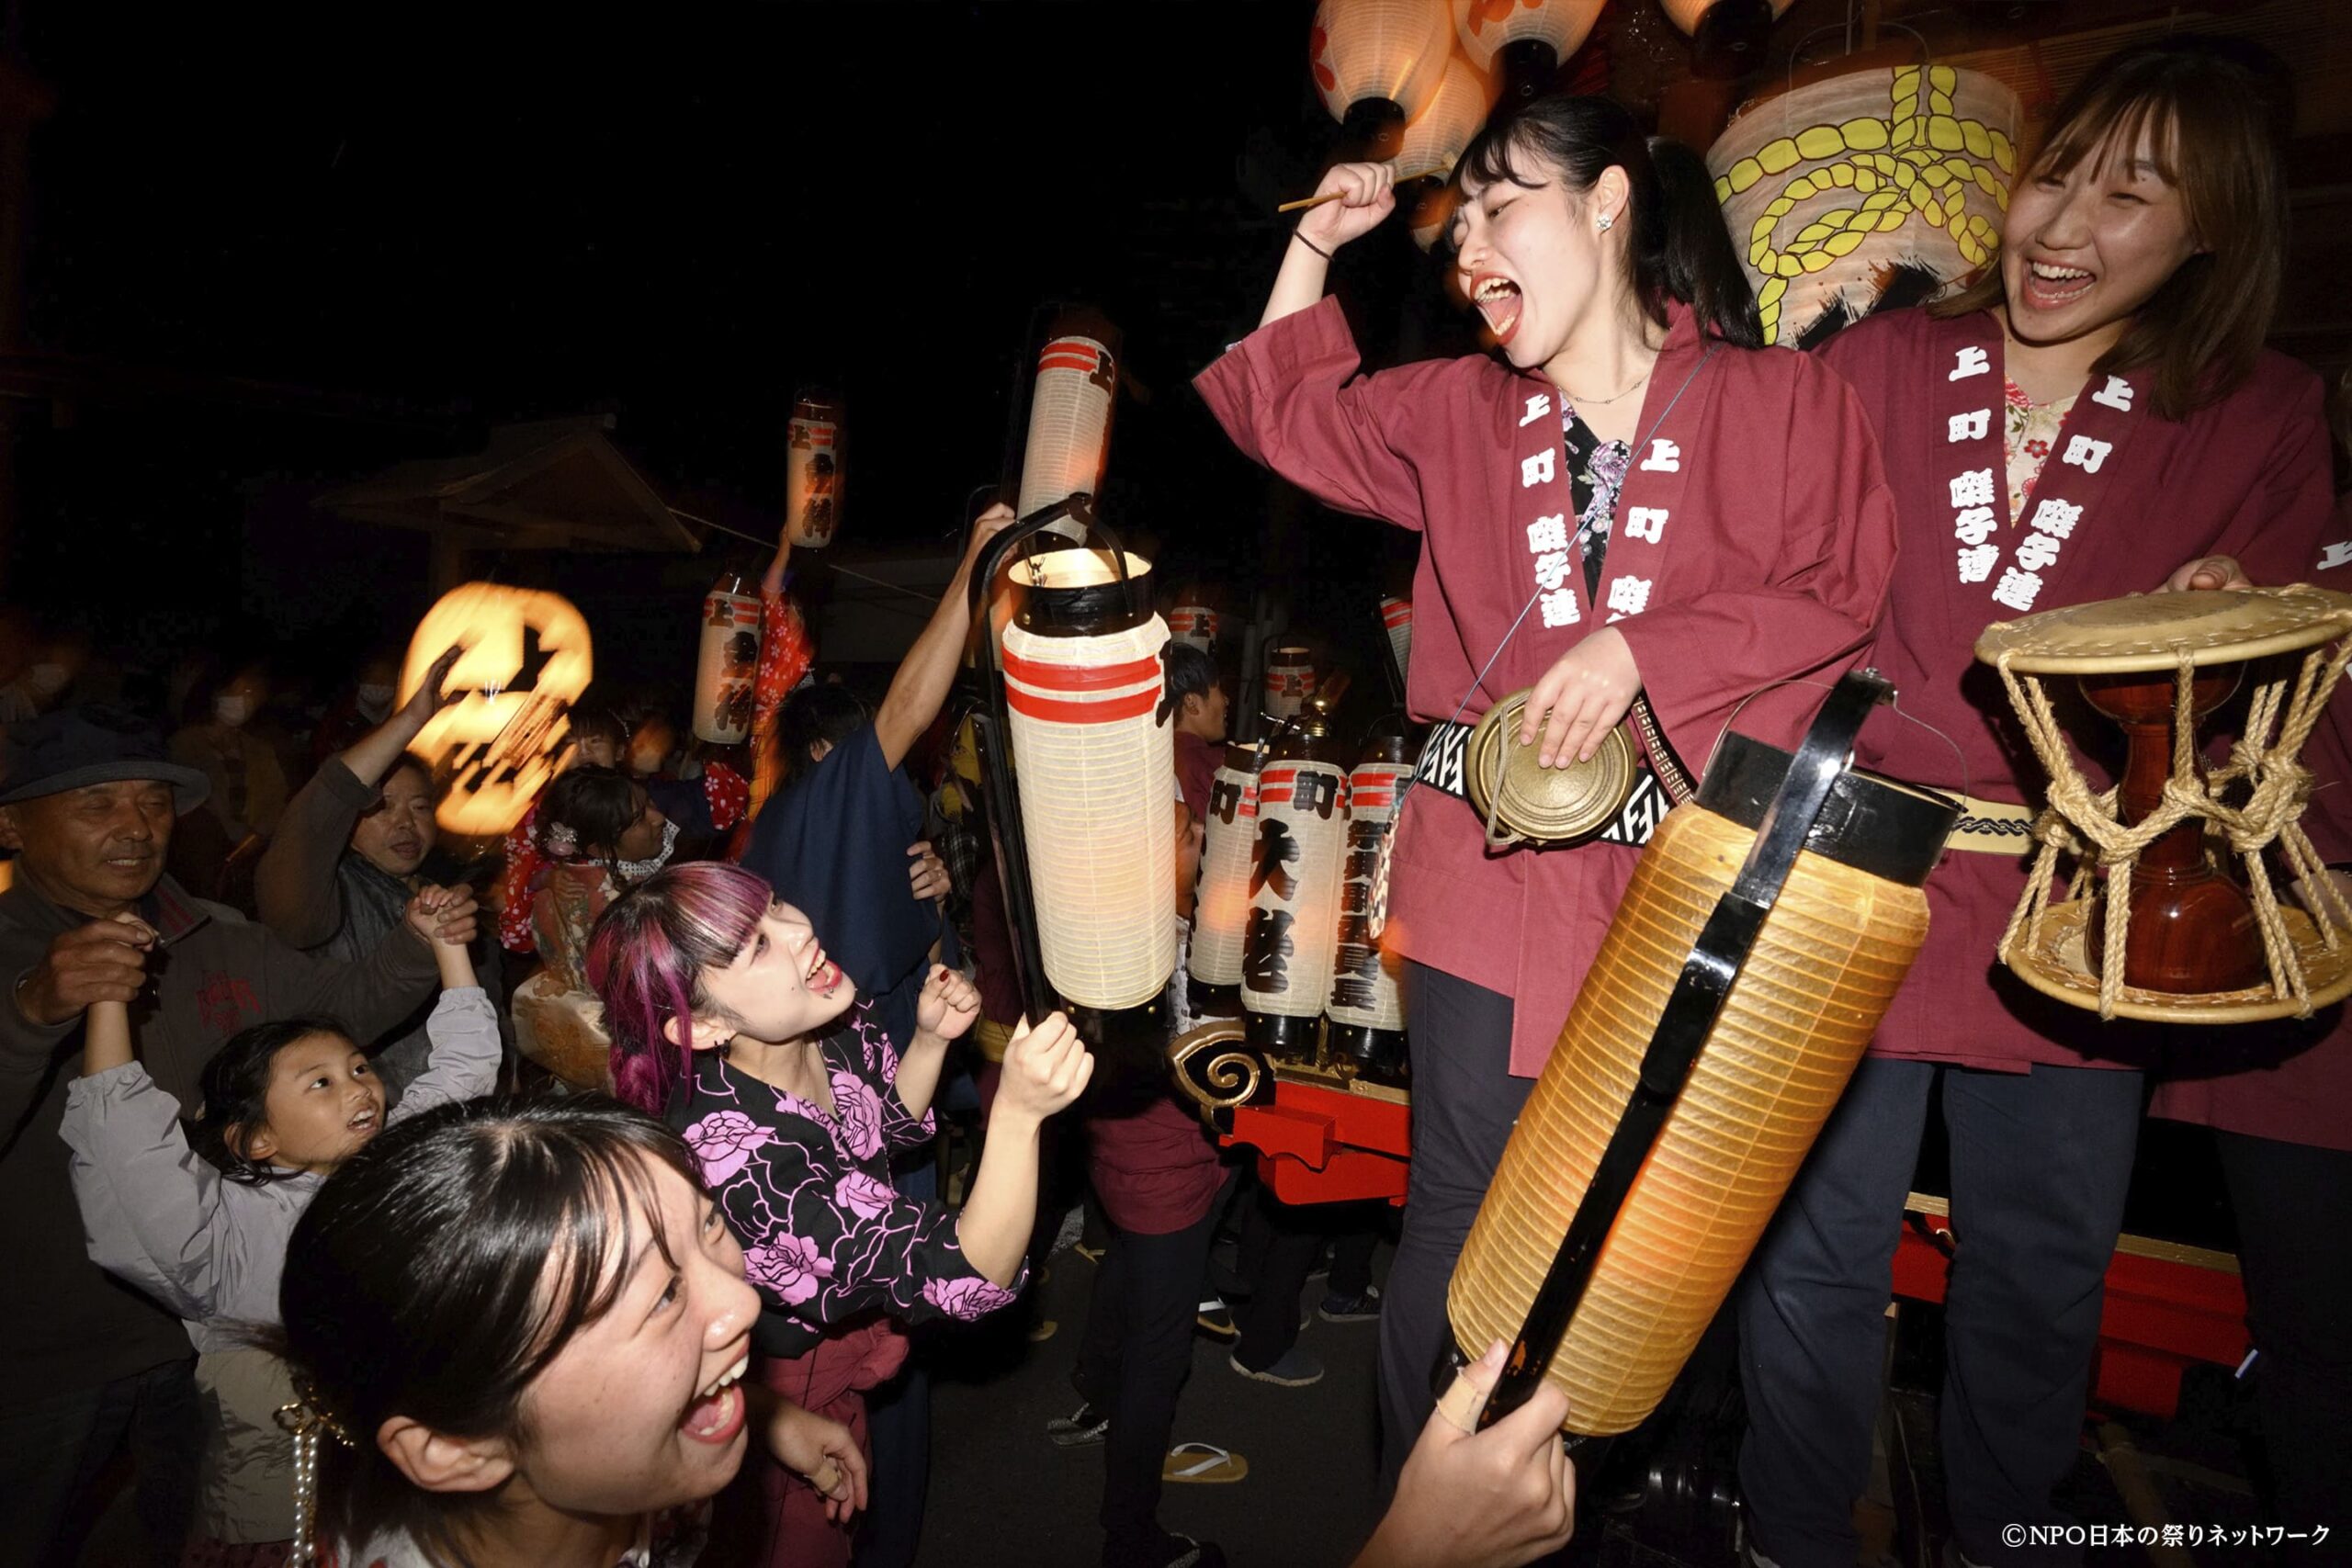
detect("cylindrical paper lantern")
[1001,547,1175,1010]
[1242,728,1351,1060]
[1263,646,1316,721]
[1448,726,1953,1435]
[1170,603,1220,654]
[1312,0,1453,154]
[1395,54,1496,182]
[1380,597,1414,689]
[1188,741,1262,1011]
[1710,65,2019,347]
[1452,0,1600,105]
[692,570,763,745]
[1017,319,1119,542]
[1327,739,1411,1085]
[786,394,844,548]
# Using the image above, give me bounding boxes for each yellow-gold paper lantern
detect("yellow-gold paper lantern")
[401,582,594,837]
[1001,547,1175,1010]
[1449,704,1955,1434]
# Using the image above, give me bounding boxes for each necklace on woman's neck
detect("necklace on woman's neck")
[1557,353,1657,408]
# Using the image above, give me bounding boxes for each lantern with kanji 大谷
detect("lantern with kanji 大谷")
[1242,726,1351,1062]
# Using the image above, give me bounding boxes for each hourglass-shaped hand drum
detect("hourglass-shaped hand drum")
[1975,586,2352,1023]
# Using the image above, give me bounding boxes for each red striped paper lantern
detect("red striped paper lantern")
[1263,646,1316,721]
[1381,597,1414,689]
[786,394,843,548]
[1170,603,1220,654]
[1001,548,1175,1010]
[1243,730,1351,1060]
[1017,320,1119,542]
[1328,742,1412,1083]
[691,570,762,744]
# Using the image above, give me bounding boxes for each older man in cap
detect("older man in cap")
[0,705,469,1568]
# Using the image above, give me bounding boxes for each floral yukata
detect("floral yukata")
[673,1001,1020,1354]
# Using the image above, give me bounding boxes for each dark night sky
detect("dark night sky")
[4,3,1484,714]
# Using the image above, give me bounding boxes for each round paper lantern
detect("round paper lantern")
[1661,0,1794,75]
[1395,54,1498,181]
[1711,65,2019,346]
[1452,0,1601,104]
[786,394,844,547]
[692,569,762,745]
[1170,603,1220,654]
[1447,712,1955,1435]
[1263,646,1316,721]
[1188,742,1262,1012]
[1001,547,1175,1010]
[1016,317,1119,543]
[401,583,594,837]
[1327,740,1412,1084]
[1380,596,1414,688]
[1242,729,1351,1060]
[1311,0,1454,155]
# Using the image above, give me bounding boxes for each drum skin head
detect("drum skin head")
[1975,585,2352,675]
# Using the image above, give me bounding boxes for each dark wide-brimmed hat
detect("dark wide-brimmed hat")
[0,705,210,811]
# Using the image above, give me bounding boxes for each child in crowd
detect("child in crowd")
[589,860,1091,1568]
[59,886,498,1567]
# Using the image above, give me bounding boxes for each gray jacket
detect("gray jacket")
[58,987,500,1354]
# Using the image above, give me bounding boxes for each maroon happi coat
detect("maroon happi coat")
[1822,306,2336,1074]
[1195,296,1897,1076]
[2148,496,2352,1151]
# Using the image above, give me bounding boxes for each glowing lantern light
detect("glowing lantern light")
[1016,314,1120,543]
[1452,0,1601,104]
[1311,0,1454,158]
[1188,742,1262,1014]
[1396,54,1497,182]
[1660,0,1796,77]
[1170,603,1220,654]
[1381,596,1415,689]
[1327,740,1411,1083]
[1001,547,1175,1010]
[1243,729,1351,1060]
[786,393,844,547]
[1409,181,1461,253]
[401,583,594,837]
[1447,678,1957,1435]
[692,569,762,745]
[1263,646,1316,721]
[1710,65,2020,346]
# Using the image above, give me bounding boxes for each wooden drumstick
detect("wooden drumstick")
[1276,167,1450,213]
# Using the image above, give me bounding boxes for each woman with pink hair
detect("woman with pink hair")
[587,861,1091,1566]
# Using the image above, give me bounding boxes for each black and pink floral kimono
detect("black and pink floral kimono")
[671,1000,1021,1564]
[672,1000,1022,1350]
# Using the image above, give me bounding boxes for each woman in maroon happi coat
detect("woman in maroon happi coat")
[1194,94,1898,1473]
[1737,40,2341,1568]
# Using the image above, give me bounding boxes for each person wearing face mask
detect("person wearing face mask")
[0,628,86,734]
[1734,40,2339,1568]
[306,652,404,773]
[254,648,512,1097]
[1193,93,1899,1477]
[589,862,1093,1568]
[169,665,292,895]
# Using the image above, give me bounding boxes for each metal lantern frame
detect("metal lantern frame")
[967,496,1174,1058]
